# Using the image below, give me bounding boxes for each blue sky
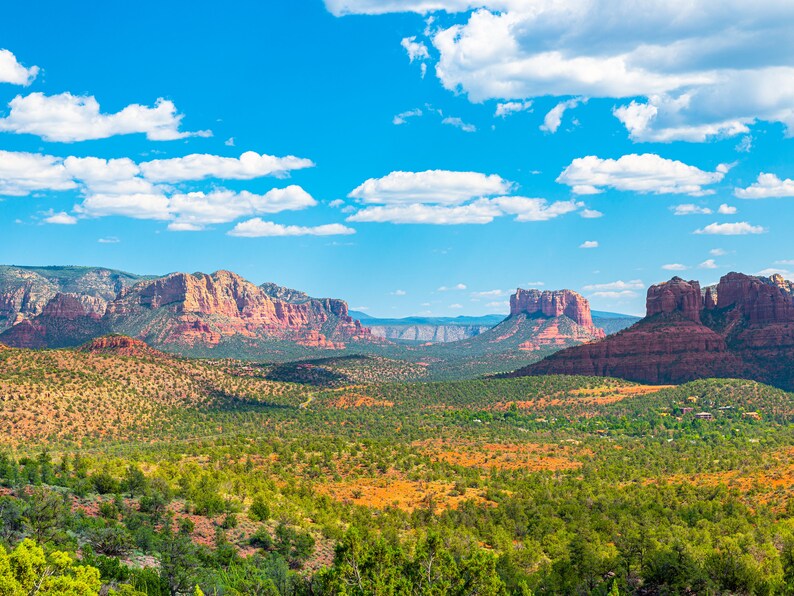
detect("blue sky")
[1,0,793,317]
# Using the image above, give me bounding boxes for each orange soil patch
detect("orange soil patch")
[316,476,490,512]
[650,446,794,510]
[328,393,394,409]
[491,384,673,412]
[413,438,584,471]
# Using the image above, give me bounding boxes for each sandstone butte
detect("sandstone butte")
[513,272,794,390]
[0,270,371,351]
[508,288,605,351]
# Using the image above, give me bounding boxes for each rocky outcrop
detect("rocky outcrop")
[514,272,794,390]
[0,267,371,354]
[0,266,141,332]
[510,289,599,330]
[79,335,165,358]
[646,277,702,322]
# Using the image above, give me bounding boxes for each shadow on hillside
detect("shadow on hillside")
[261,356,372,387]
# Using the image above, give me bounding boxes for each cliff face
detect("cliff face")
[0,266,142,332]
[514,272,794,390]
[0,268,370,353]
[510,288,599,330]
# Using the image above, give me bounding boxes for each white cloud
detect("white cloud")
[324,1,510,16]
[347,201,502,224]
[579,240,598,249]
[441,116,476,132]
[471,289,507,297]
[694,222,766,235]
[393,108,423,125]
[718,203,737,214]
[0,150,76,196]
[662,263,688,271]
[449,303,463,309]
[330,2,794,143]
[329,199,346,208]
[166,186,317,230]
[228,219,355,237]
[225,137,235,147]
[757,268,791,277]
[492,197,581,221]
[438,283,467,291]
[672,204,712,215]
[139,151,314,182]
[0,49,38,85]
[776,260,794,266]
[540,97,586,133]
[391,289,407,296]
[349,170,512,205]
[580,208,603,218]
[557,154,726,196]
[734,173,794,199]
[348,197,581,224]
[42,210,77,225]
[76,192,172,220]
[583,279,644,292]
[699,259,718,269]
[98,237,120,244]
[401,36,430,62]
[735,136,753,153]
[495,100,532,118]
[0,93,211,142]
[710,248,728,256]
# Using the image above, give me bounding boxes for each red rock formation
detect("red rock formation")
[105,270,370,349]
[79,335,165,358]
[514,272,794,390]
[646,277,702,322]
[510,288,603,335]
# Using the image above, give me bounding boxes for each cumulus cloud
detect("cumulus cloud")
[0,149,320,231]
[329,1,794,142]
[347,201,501,224]
[139,151,314,182]
[662,263,688,271]
[441,116,476,132]
[672,204,712,215]
[734,173,794,199]
[710,248,728,256]
[495,100,532,118]
[228,220,355,237]
[401,36,430,62]
[0,150,76,196]
[324,1,510,16]
[540,97,586,133]
[694,222,766,235]
[0,49,38,85]
[580,208,603,218]
[0,93,211,142]
[583,280,645,292]
[349,170,512,205]
[557,154,726,196]
[348,197,581,225]
[579,240,598,249]
[165,186,317,230]
[42,210,77,225]
[393,108,423,125]
[718,203,737,214]
[699,259,718,269]
[438,283,467,291]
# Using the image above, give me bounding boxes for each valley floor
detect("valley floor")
[1,345,794,594]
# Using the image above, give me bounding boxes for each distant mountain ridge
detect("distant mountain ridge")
[513,272,794,390]
[354,307,639,344]
[0,266,371,355]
